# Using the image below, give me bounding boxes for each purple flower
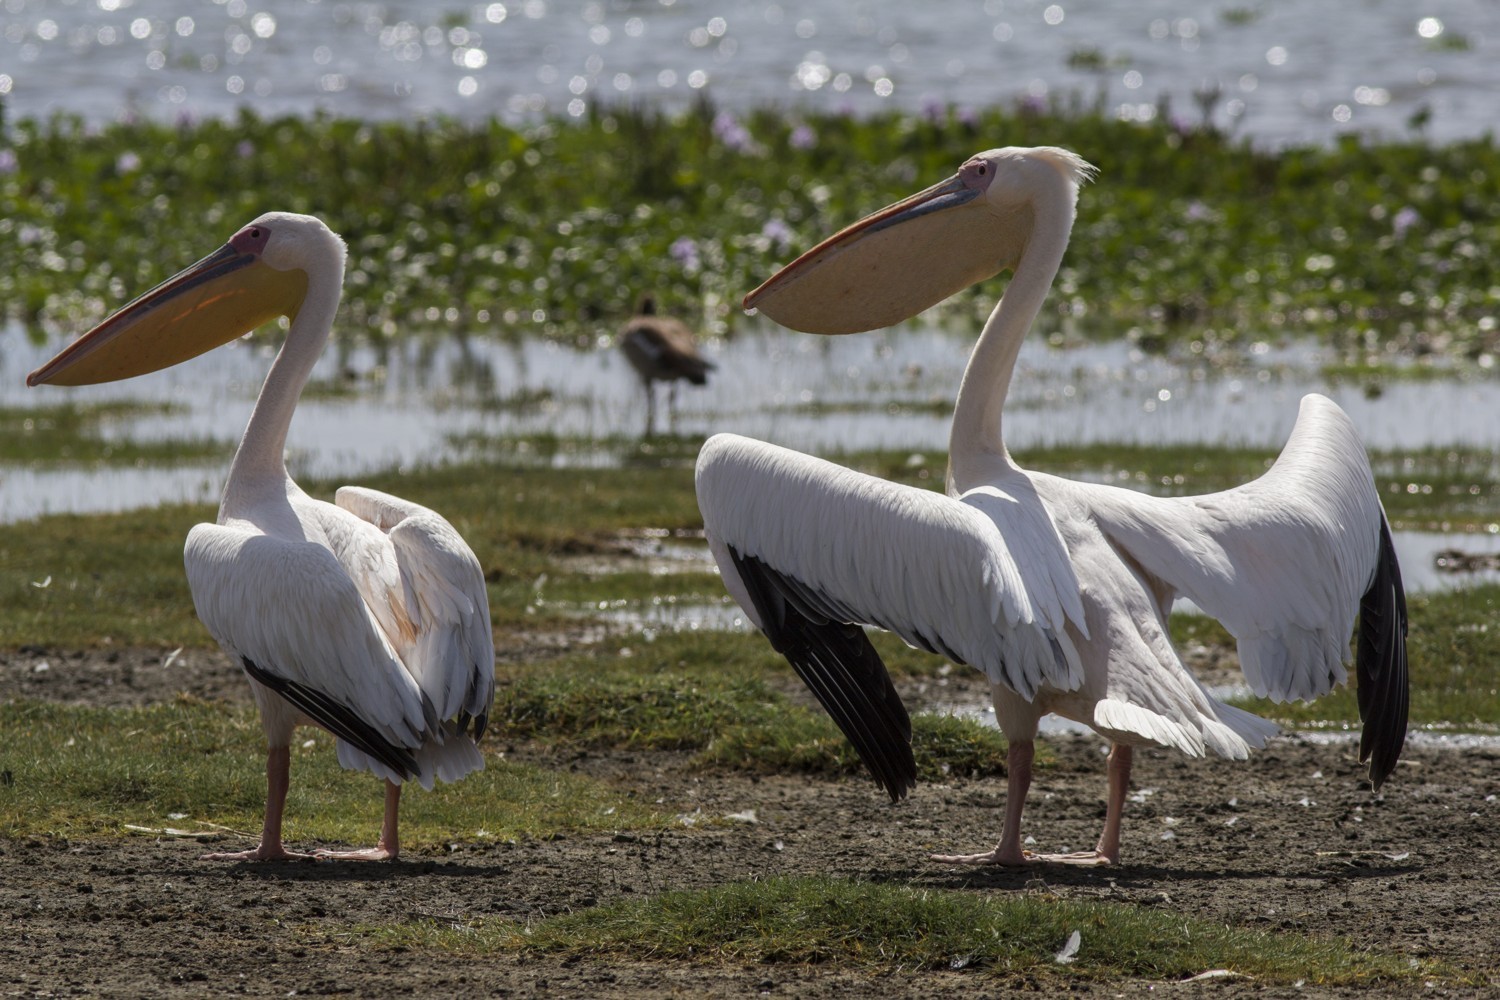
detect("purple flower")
[236,140,255,159]
[712,110,754,152]
[761,218,793,252]
[0,149,16,175]
[921,97,945,123]
[955,105,978,128]
[116,151,141,174]
[1392,206,1420,238]
[1184,200,1210,221]
[670,236,700,271]
[788,124,816,149]
[175,110,196,129]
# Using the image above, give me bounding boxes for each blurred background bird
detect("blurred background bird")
[619,294,714,436]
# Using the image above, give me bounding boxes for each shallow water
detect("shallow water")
[3,0,1494,146]
[7,318,1500,534]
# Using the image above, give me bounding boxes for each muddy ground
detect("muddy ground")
[2,646,1497,999]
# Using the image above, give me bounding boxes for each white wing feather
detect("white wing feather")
[332,486,496,725]
[1087,393,1384,704]
[184,522,431,749]
[696,433,1087,698]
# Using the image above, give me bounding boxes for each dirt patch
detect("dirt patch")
[3,648,1497,997]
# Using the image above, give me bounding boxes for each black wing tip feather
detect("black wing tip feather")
[728,547,918,801]
[788,626,917,802]
[1355,518,1409,790]
[242,657,420,780]
[459,709,490,743]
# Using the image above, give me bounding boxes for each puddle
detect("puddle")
[0,464,225,522]
[559,596,751,636]
[1298,728,1500,751]
[1392,530,1500,593]
[555,529,716,578]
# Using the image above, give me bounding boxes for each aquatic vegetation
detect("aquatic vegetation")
[1,98,1496,358]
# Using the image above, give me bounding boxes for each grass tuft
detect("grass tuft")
[496,639,1011,782]
[378,875,1415,984]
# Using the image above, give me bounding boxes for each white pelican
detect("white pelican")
[28,212,495,862]
[696,147,1408,866]
[619,294,715,434]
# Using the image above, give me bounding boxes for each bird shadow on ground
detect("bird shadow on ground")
[164,857,514,883]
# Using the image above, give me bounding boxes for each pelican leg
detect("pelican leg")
[201,745,311,862]
[1094,743,1131,862]
[316,780,402,861]
[1028,742,1129,866]
[931,739,1036,866]
[931,740,1126,868]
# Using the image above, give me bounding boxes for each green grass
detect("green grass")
[704,707,1012,782]
[3,98,1498,357]
[0,502,210,648]
[0,400,221,465]
[495,630,1009,783]
[377,875,1414,984]
[0,699,664,845]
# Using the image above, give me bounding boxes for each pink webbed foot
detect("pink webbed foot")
[313,845,398,862]
[313,781,403,861]
[200,844,313,862]
[1028,849,1115,867]
[930,847,1033,867]
[930,847,1116,867]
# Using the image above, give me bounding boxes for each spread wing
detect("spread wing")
[1086,393,1408,786]
[696,433,1088,798]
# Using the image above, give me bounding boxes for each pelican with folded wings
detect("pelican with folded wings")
[696,147,1407,865]
[29,213,495,861]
